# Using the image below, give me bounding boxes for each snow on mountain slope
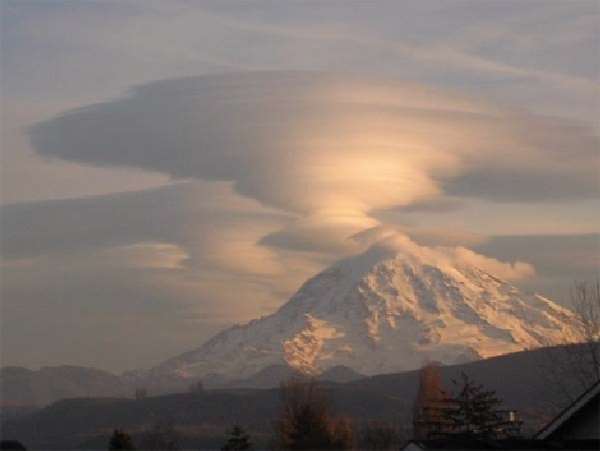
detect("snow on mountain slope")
[154,235,578,380]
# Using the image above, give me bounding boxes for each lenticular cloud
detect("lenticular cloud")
[30,71,598,242]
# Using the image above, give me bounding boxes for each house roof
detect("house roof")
[403,438,600,450]
[535,380,600,440]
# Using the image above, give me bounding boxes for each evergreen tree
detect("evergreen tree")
[108,429,135,450]
[442,372,503,438]
[222,425,253,451]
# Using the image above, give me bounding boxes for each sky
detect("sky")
[1,0,599,372]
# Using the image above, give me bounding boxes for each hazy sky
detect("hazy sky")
[1,0,599,372]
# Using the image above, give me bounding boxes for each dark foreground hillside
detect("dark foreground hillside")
[1,344,594,450]
[1,388,409,449]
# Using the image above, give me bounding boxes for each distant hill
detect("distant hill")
[0,365,128,407]
[2,345,595,449]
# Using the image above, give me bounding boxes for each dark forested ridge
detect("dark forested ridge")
[1,344,593,449]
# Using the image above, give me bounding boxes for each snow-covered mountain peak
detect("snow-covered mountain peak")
[154,235,578,381]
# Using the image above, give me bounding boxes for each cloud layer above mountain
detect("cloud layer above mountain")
[31,72,598,220]
[24,72,598,287]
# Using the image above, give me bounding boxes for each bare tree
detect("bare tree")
[538,280,600,406]
[570,280,600,384]
[273,378,353,450]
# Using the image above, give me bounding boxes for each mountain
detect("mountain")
[152,236,578,382]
